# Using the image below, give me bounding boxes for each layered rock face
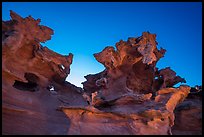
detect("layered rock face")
[2,11,202,135]
[2,11,87,135]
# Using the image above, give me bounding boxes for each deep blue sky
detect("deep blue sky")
[2,2,202,87]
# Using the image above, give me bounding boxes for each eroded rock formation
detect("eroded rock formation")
[172,86,202,135]
[82,32,186,98]
[2,11,202,135]
[61,86,191,135]
[65,32,192,135]
[2,11,87,135]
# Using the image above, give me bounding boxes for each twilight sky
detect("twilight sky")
[2,2,202,87]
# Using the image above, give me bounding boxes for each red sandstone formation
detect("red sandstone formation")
[2,11,87,135]
[61,86,190,135]
[2,11,202,135]
[82,32,186,97]
[172,86,202,135]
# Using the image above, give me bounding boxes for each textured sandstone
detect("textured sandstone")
[83,32,186,96]
[2,11,201,135]
[2,11,87,135]
[171,86,202,135]
[71,32,193,135]
[61,86,190,135]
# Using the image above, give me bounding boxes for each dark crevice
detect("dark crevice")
[13,72,39,92]
[13,80,39,92]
